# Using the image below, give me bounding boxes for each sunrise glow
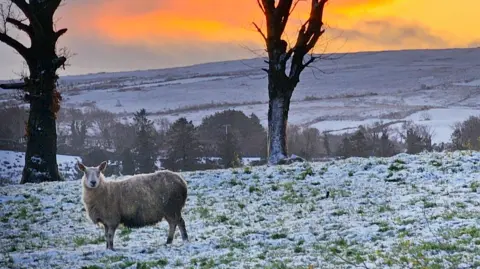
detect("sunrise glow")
[1,0,478,78]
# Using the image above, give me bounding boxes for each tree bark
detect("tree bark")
[21,58,62,183]
[267,81,293,164]
[21,95,61,183]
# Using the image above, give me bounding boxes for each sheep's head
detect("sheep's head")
[77,161,108,189]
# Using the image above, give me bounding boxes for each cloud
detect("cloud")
[57,0,264,49]
[332,0,394,8]
[55,36,262,76]
[330,19,449,49]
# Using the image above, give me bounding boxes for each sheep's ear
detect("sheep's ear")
[77,162,86,172]
[98,161,108,172]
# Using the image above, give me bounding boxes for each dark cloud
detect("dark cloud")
[331,19,448,48]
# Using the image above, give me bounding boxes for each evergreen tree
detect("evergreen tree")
[197,110,266,157]
[219,131,242,168]
[132,109,158,173]
[164,117,202,171]
[450,127,465,150]
[349,128,369,157]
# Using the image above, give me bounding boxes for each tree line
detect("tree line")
[2,104,478,176]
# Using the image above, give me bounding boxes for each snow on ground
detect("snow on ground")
[3,48,480,144]
[0,151,81,185]
[453,79,480,87]
[312,107,480,144]
[2,151,480,268]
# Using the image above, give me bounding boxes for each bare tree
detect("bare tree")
[0,0,68,183]
[255,0,329,164]
[399,121,434,154]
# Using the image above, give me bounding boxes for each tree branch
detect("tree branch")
[288,0,328,81]
[257,0,265,14]
[289,0,302,15]
[54,28,67,41]
[0,32,30,60]
[284,47,294,63]
[301,55,318,71]
[262,0,275,13]
[51,0,63,10]
[10,0,31,19]
[44,0,63,15]
[252,22,267,43]
[53,56,67,70]
[276,0,294,38]
[6,17,32,36]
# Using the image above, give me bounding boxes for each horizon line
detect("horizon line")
[0,46,477,82]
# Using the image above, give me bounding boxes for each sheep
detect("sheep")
[77,161,189,250]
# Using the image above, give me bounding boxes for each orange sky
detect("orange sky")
[1,0,479,78]
[80,0,479,50]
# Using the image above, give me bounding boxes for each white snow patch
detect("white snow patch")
[0,150,81,184]
[2,151,480,268]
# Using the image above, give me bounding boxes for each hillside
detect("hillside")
[1,151,480,268]
[0,150,80,185]
[2,48,480,144]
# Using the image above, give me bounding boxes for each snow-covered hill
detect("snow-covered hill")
[2,48,480,144]
[0,150,81,185]
[2,151,480,268]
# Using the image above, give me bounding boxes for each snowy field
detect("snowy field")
[2,48,480,144]
[0,150,81,185]
[2,151,480,268]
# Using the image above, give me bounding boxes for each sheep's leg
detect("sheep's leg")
[104,225,117,250]
[178,217,189,242]
[165,218,177,245]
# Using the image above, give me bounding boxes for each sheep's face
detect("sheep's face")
[78,161,108,189]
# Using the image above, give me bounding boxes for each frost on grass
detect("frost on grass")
[2,151,480,268]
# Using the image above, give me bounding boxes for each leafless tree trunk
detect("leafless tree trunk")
[255,0,328,164]
[0,0,68,183]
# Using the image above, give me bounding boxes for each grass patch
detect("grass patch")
[297,165,314,180]
[135,258,168,269]
[73,235,104,247]
[271,233,288,239]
